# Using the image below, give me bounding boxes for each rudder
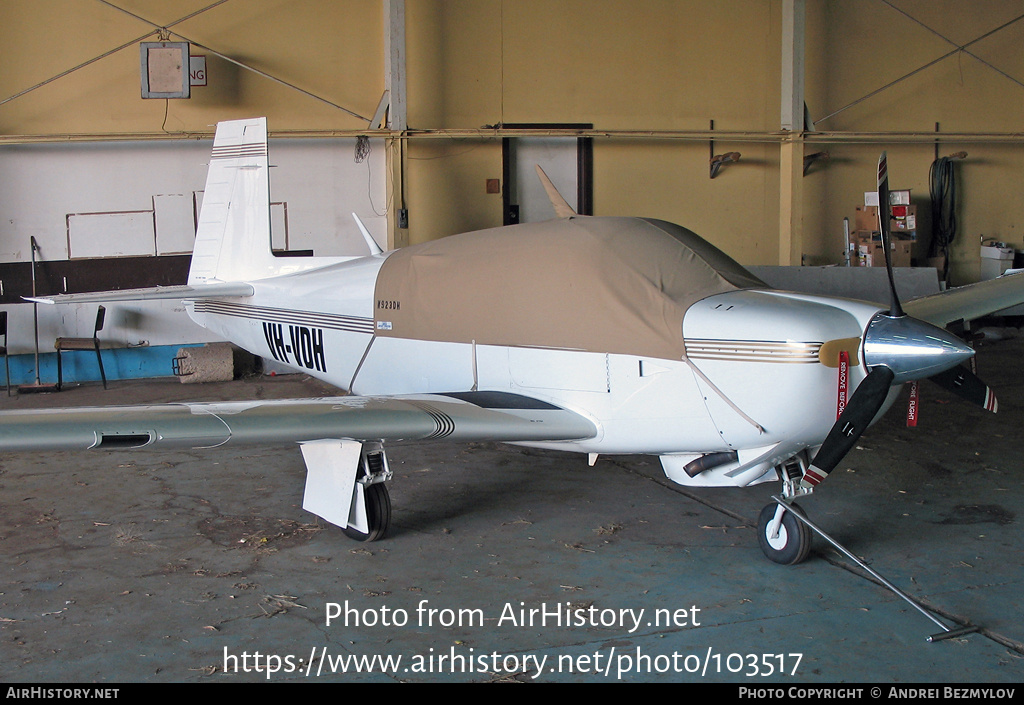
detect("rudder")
[188,117,280,285]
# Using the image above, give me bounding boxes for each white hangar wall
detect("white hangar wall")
[0,137,385,382]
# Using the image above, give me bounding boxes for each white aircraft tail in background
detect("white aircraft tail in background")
[187,117,281,286]
[189,117,361,286]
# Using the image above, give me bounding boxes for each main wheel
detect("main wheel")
[757,502,811,565]
[343,482,391,542]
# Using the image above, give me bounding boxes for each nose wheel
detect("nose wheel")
[757,501,812,565]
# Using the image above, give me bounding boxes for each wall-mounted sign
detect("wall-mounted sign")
[140,42,190,99]
[189,55,207,87]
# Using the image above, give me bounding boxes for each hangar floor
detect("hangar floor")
[0,335,1022,684]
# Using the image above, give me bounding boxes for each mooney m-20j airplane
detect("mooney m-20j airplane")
[6,118,1023,564]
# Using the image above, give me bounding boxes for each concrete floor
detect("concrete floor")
[0,336,1022,683]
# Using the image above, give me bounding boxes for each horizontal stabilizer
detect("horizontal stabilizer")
[26,282,255,305]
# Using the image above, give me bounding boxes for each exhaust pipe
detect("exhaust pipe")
[684,451,739,478]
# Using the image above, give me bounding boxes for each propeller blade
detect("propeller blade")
[876,152,905,318]
[929,364,998,413]
[802,366,896,489]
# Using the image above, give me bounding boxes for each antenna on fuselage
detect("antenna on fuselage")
[352,213,384,255]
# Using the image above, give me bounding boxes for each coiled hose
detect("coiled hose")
[929,157,958,283]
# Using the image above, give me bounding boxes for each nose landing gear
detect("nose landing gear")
[757,501,811,565]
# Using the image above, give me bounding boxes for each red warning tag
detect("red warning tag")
[836,350,849,420]
[906,380,919,427]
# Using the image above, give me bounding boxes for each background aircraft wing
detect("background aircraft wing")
[903,271,1024,327]
[0,392,597,452]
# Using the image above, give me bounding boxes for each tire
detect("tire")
[757,501,812,565]
[342,482,391,542]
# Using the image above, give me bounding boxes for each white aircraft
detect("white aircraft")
[6,117,1022,564]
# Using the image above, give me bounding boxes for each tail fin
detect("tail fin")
[188,118,281,285]
[535,164,577,218]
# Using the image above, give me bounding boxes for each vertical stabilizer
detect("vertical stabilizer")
[535,164,577,218]
[188,118,281,285]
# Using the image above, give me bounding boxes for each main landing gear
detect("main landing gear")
[299,440,393,542]
[344,482,391,542]
[343,445,393,542]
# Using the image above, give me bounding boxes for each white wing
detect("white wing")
[904,271,1024,327]
[0,392,597,452]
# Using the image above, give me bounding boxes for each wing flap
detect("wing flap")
[0,394,597,453]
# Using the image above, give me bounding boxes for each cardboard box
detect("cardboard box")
[980,243,1014,260]
[853,231,911,268]
[980,243,1014,279]
[855,206,879,232]
[894,239,912,266]
[857,204,915,236]
[890,189,911,206]
[890,214,917,237]
[864,189,911,206]
[852,230,876,268]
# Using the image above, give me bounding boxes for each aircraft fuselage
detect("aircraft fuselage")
[186,251,889,488]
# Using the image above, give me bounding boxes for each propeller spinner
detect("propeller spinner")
[862,312,975,383]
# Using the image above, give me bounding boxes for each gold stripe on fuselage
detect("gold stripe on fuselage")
[685,338,862,366]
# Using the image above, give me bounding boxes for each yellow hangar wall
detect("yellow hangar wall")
[405,0,803,266]
[819,1,1024,284]
[0,0,384,133]
[2,1,1023,281]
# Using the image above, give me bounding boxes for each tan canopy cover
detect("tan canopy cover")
[373,216,765,362]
